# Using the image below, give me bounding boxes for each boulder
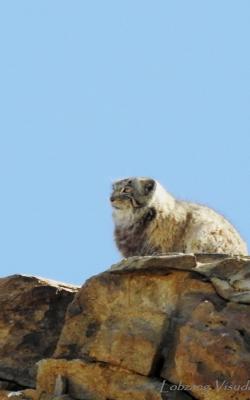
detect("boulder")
[0,275,78,388]
[1,254,250,399]
[52,254,250,399]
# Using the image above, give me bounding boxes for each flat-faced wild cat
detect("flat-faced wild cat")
[110,177,248,257]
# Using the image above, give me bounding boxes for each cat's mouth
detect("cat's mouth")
[112,204,122,210]
[110,194,130,209]
[110,194,142,210]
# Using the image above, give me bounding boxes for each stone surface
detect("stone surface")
[111,254,250,304]
[54,254,250,399]
[54,269,194,376]
[0,381,22,391]
[37,358,187,400]
[110,254,197,272]
[195,257,250,303]
[161,291,250,399]
[0,275,78,388]
[1,254,250,399]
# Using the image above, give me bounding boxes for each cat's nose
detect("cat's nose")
[110,195,115,202]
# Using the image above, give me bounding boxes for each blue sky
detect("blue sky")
[0,1,249,285]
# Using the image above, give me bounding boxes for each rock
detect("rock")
[110,254,197,272]
[161,293,250,399]
[111,254,250,304]
[0,391,9,400]
[54,268,192,376]
[0,275,78,388]
[53,375,67,396]
[1,254,250,399]
[195,257,250,303]
[0,382,22,391]
[36,358,168,400]
[0,390,37,400]
[18,390,37,400]
[53,254,250,399]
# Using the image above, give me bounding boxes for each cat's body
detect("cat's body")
[110,178,248,257]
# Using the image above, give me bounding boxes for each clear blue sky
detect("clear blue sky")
[0,1,249,285]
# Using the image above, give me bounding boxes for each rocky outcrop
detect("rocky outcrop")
[0,275,78,388]
[1,254,250,399]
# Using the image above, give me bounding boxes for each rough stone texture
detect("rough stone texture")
[36,358,166,400]
[195,257,250,303]
[1,255,250,399]
[0,275,78,388]
[110,254,197,272]
[0,390,37,400]
[54,268,190,376]
[53,254,250,400]
[111,254,250,304]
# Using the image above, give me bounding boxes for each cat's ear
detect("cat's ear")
[143,179,155,195]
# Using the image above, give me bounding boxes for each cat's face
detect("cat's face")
[110,177,156,210]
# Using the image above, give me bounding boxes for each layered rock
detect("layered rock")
[1,254,250,399]
[0,275,78,388]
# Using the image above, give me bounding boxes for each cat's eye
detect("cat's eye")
[122,187,132,193]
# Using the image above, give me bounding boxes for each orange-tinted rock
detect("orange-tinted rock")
[0,391,8,400]
[54,269,192,376]
[54,254,250,400]
[37,358,164,400]
[1,254,250,399]
[162,298,250,400]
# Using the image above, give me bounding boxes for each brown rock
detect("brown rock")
[0,390,37,400]
[0,391,9,400]
[54,268,191,376]
[195,257,250,303]
[0,275,78,388]
[162,296,250,399]
[54,254,250,400]
[111,254,250,304]
[37,358,164,400]
[110,254,197,273]
[20,389,38,400]
[1,254,250,399]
